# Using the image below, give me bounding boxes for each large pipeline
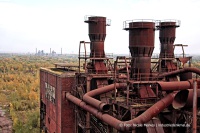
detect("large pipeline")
[83,81,189,111]
[82,83,127,112]
[172,89,200,109]
[157,80,193,91]
[158,67,200,78]
[193,81,197,133]
[66,92,177,131]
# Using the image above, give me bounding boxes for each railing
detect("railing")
[79,52,113,59]
[175,54,190,58]
[159,54,175,58]
[157,19,181,27]
[123,19,180,30]
[129,73,154,81]
[123,19,157,29]
[151,53,191,59]
[114,56,131,81]
[84,15,111,26]
[76,109,86,130]
[91,115,107,133]
[117,95,158,107]
[79,52,90,58]
[151,53,160,58]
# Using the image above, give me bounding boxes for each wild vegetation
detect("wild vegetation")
[0,54,78,132]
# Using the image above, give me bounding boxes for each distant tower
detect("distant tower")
[50,48,51,54]
[36,48,37,54]
[61,48,62,55]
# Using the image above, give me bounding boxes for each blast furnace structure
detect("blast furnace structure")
[40,16,200,133]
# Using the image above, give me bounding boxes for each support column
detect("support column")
[193,80,197,133]
[86,76,91,133]
[172,110,177,133]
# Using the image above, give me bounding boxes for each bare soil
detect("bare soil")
[0,106,12,133]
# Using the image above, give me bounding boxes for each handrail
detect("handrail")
[151,53,191,59]
[84,15,111,26]
[79,52,114,58]
[123,19,156,29]
[157,19,181,27]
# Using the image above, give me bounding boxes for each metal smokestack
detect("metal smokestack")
[158,20,180,58]
[124,20,155,80]
[84,16,111,73]
[85,16,110,58]
[157,20,180,72]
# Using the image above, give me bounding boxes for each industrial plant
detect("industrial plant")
[40,16,200,133]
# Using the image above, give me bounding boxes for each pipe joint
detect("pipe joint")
[99,102,110,112]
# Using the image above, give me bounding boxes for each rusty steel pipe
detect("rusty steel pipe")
[83,83,127,112]
[172,89,189,109]
[66,93,121,129]
[158,67,200,78]
[193,80,197,133]
[66,92,177,131]
[157,80,193,91]
[118,92,177,131]
[172,89,200,109]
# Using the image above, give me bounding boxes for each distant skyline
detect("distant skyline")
[0,0,200,55]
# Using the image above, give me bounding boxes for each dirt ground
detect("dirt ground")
[0,107,12,133]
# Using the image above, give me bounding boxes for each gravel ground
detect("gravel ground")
[0,107,12,133]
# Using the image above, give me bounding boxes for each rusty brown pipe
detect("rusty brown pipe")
[193,81,197,133]
[158,67,200,78]
[66,92,177,131]
[172,89,200,109]
[119,92,177,131]
[83,83,127,112]
[66,93,121,129]
[157,80,193,91]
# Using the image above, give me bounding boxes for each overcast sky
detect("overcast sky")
[0,0,200,55]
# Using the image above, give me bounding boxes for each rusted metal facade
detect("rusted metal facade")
[40,16,200,133]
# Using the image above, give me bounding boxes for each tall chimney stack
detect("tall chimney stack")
[84,16,111,73]
[124,20,155,80]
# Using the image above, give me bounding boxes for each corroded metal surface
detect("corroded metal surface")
[158,67,200,78]
[124,21,155,80]
[66,92,177,132]
[85,16,106,58]
[173,88,200,109]
[158,21,178,58]
[83,83,126,111]
[40,16,200,133]
[157,80,193,91]
[85,16,109,74]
